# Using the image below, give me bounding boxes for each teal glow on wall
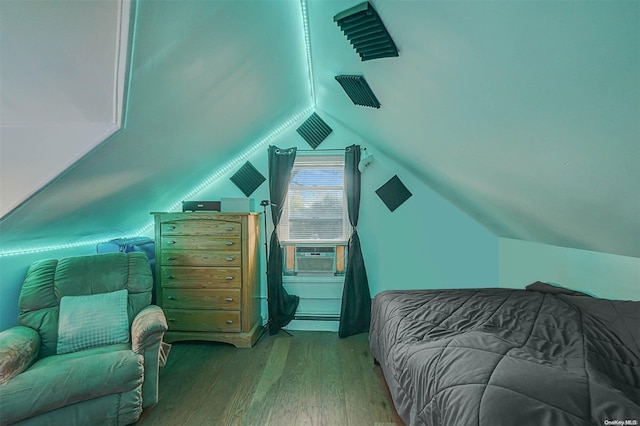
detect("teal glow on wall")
[499,238,640,301]
[2,0,638,333]
[0,245,98,330]
[0,239,121,258]
[300,0,316,105]
[186,112,499,331]
[133,107,312,237]
[1,0,311,255]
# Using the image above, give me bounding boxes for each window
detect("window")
[278,155,350,243]
[279,154,350,276]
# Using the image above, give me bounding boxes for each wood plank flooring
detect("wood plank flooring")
[136,330,403,426]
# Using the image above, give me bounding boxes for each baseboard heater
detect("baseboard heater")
[294,315,340,321]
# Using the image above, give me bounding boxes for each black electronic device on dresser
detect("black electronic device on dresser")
[181,200,221,212]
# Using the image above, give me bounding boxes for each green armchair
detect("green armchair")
[0,252,168,425]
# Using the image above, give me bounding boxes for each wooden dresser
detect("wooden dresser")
[152,212,262,348]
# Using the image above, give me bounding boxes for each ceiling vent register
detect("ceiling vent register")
[335,75,381,109]
[296,112,333,149]
[229,161,266,197]
[333,1,399,61]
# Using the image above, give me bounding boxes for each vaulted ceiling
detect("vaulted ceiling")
[1,0,638,258]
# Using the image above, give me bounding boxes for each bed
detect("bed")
[369,282,640,426]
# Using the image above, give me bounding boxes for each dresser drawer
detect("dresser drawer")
[160,235,241,251]
[161,218,241,237]
[163,288,241,310]
[164,309,241,332]
[161,250,241,267]
[161,266,241,288]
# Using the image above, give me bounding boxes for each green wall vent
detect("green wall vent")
[229,161,266,197]
[296,112,333,149]
[335,75,381,109]
[334,1,399,61]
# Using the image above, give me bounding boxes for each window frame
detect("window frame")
[278,153,350,276]
[278,154,350,244]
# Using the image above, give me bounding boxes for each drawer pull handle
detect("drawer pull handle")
[167,225,176,230]
[167,296,176,300]
[225,227,234,231]
[167,256,176,261]
[225,241,234,246]
[225,276,234,280]
[225,257,234,262]
[225,297,234,302]
[167,275,175,279]
[225,320,233,324]
[168,318,175,322]
[166,240,176,245]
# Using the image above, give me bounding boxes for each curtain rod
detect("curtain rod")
[295,148,346,152]
[267,146,367,152]
[274,147,367,152]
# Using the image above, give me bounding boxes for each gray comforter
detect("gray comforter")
[369,283,640,426]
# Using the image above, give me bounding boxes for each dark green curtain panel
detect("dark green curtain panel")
[267,146,299,335]
[339,144,371,338]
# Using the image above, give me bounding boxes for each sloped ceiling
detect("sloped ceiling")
[0,0,310,253]
[0,0,125,215]
[1,0,638,259]
[309,0,640,257]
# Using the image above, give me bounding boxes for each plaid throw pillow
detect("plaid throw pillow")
[57,289,130,355]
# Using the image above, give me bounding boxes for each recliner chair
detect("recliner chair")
[0,252,168,425]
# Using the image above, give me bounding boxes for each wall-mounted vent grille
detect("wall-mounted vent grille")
[334,1,399,61]
[230,161,266,197]
[335,75,380,109]
[296,112,333,149]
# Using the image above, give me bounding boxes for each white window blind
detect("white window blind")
[278,155,350,242]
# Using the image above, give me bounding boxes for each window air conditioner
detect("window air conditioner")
[294,246,336,274]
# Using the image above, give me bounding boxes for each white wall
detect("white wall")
[499,238,640,301]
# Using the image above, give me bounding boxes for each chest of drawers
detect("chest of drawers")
[152,212,262,348]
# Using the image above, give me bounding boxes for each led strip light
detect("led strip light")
[1,1,316,258]
[300,0,316,106]
[133,106,314,236]
[1,107,313,258]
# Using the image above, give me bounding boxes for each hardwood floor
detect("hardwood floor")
[137,330,404,426]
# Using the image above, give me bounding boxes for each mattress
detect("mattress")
[369,283,640,426]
